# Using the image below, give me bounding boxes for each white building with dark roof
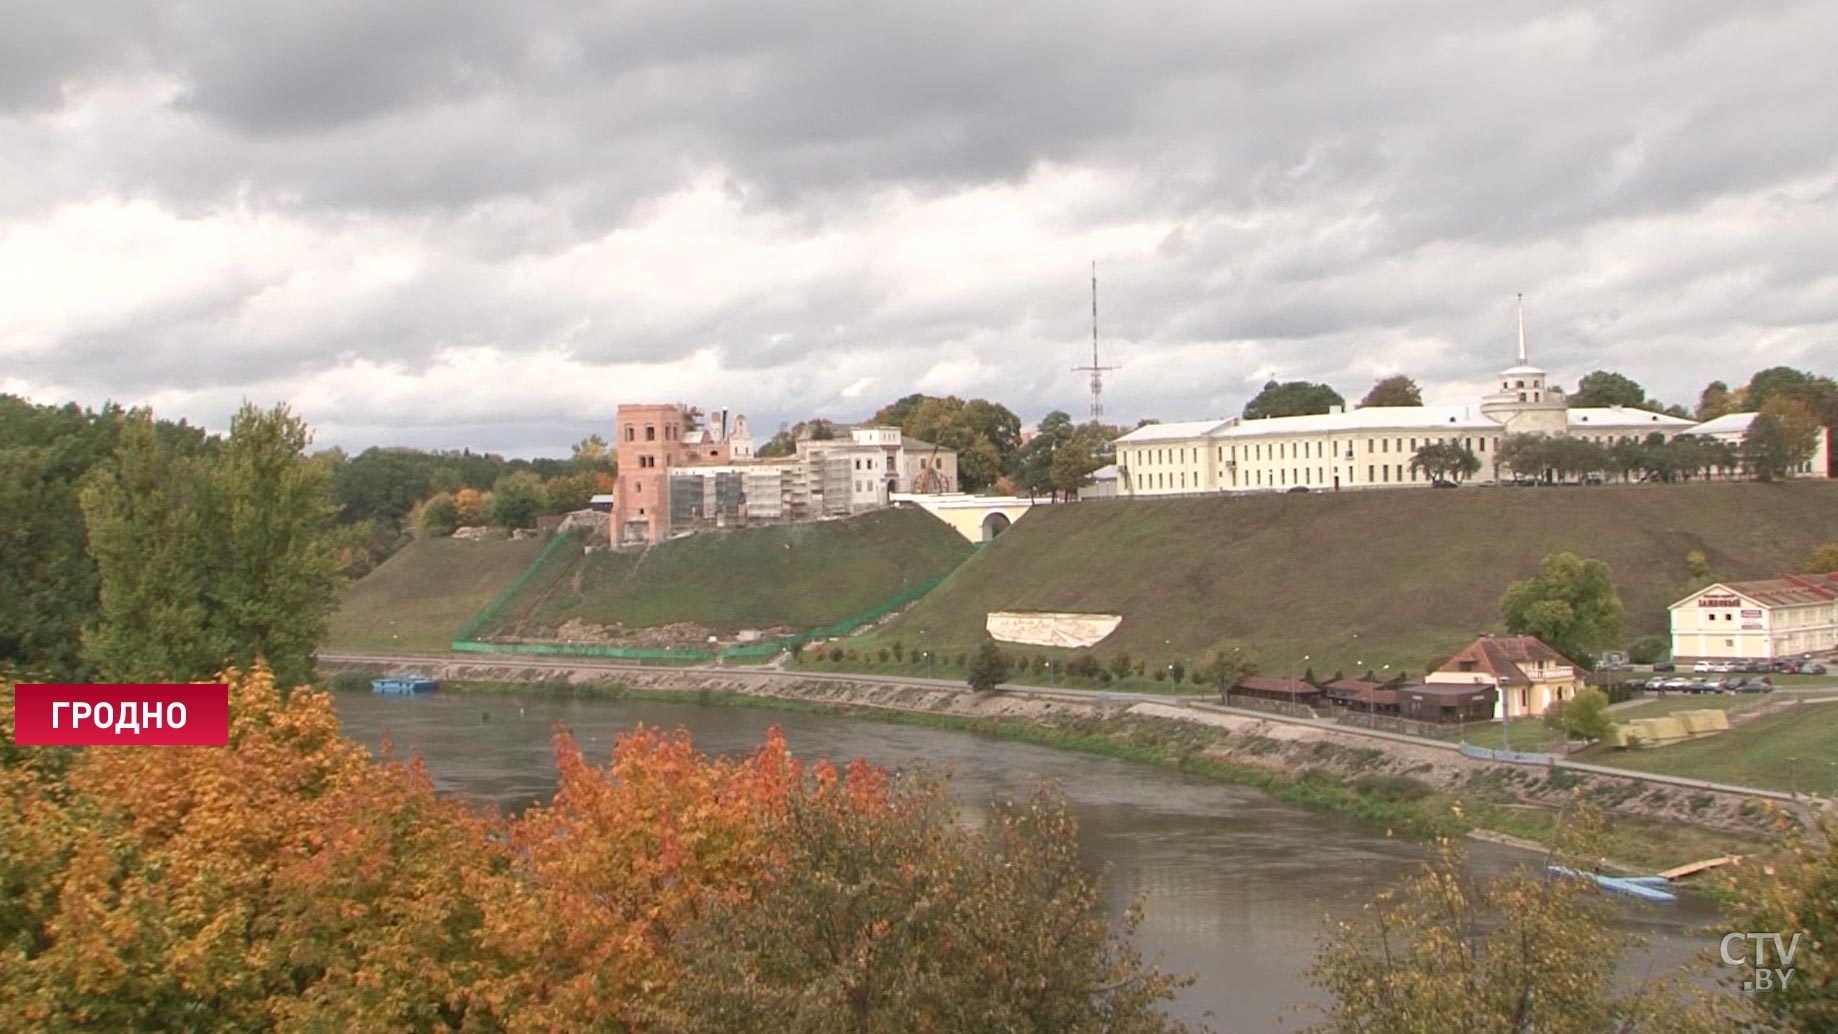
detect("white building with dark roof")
[1669,573,1838,662]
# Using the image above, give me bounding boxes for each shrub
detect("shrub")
[877,648,890,663]
[891,640,905,662]
[1153,669,1165,682]
[845,649,859,662]
[1168,661,1185,684]
[1628,635,1669,665]
[1109,653,1133,679]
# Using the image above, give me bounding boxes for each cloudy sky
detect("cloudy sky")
[3,0,1835,456]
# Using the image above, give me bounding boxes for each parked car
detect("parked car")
[1286,485,1310,494]
[1651,661,1676,673]
[1806,662,1829,676]
[1773,659,1803,674]
[1692,660,1715,673]
[1742,659,1771,673]
[1431,479,1459,489]
[1733,678,1774,694]
[1661,677,1695,691]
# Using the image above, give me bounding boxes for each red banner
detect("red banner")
[11,684,230,746]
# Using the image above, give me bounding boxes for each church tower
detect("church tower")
[1479,294,1568,437]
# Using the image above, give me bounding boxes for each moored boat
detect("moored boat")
[371,675,438,695]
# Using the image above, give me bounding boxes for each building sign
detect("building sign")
[1743,623,1764,631]
[1699,596,1741,608]
[986,611,1122,649]
[1742,609,1763,619]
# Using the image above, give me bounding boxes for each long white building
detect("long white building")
[1113,317,1820,496]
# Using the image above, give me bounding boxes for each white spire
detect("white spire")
[1516,292,1527,364]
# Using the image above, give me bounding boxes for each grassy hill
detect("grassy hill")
[478,508,974,640]
[855,481,1838,679]
[328,536,546,652]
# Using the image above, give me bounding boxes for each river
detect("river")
[331,690,1723,1031]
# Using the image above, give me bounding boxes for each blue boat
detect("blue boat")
[371,675,438,696]
[1547,865,1677,904]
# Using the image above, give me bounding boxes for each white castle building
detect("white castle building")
[1113,302,1826,495]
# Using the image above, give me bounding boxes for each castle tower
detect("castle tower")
[1479,294,1568,437]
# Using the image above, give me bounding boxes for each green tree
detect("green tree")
[1243,379,1344,420]
[542,471,598,514]
[1542,686,1614,744]
[1742,412,1813,481]
[80,411,231,682]
[420,492,461,536]
[207,403,342,688]
[872,395,1021,491]
[1408,441,1481,483]
[1357,375,1423,408]
[1627,635,1669,665]
[966,639,1010,693]
[1048,438,1099,498]
[0,397,123,679]
[492,471,547,528]
[570,433,615,472]
[1499,552,1624,666]
[1569,370,1648,409]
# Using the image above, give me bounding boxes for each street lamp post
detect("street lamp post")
[1789,756,1799,799]
[1500,677,1513,752]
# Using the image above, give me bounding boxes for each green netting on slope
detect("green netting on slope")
[450,539,956,662]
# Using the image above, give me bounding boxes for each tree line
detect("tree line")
[0,397,340,686]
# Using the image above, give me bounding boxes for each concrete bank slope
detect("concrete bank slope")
[317,652,1798,848]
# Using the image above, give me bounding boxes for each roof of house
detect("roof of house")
[1399,682,1497,700]
[1679,574,1838,609]
[1566,406,1698,430]
[1114,419,1233,443]
[1686,412,1757,437]
[1088,463,1121,481]
[1435,635,1587,684]
[1230,676,1321,697]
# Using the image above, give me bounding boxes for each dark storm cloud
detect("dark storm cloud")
[3,0,1837,450]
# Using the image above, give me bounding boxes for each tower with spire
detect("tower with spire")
[1479,293,1569,437]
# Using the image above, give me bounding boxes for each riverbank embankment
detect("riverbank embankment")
[317,653,1794,871]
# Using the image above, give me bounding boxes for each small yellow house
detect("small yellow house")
[1425,634,1589,719]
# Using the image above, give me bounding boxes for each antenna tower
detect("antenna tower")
[1072,260,1119,420]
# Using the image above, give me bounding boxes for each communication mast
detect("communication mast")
[1072,260,1119,421]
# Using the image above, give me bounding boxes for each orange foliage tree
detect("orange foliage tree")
[1,670,1192,1032]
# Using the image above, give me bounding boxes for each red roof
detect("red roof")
[1714,572,1838,608]
[1435,635,1586,685]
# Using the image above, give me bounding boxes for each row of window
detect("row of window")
[623,423,681,443]
[1126,433,1493,472]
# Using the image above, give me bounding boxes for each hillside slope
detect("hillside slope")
[481,508,974,641]
[329,537,545,652]
[878,481,1838,676]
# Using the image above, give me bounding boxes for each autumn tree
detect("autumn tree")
[1243,379,1344,420]
[669,780,1195,1034]
[454,486,490,525]
[1499,552,1624,666]
[1696,380,1741,420]
[1358,375,1423,408]
[1309,811,1734,1034]
[1808,543,1838,574]
[1722,817,1838,1032]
